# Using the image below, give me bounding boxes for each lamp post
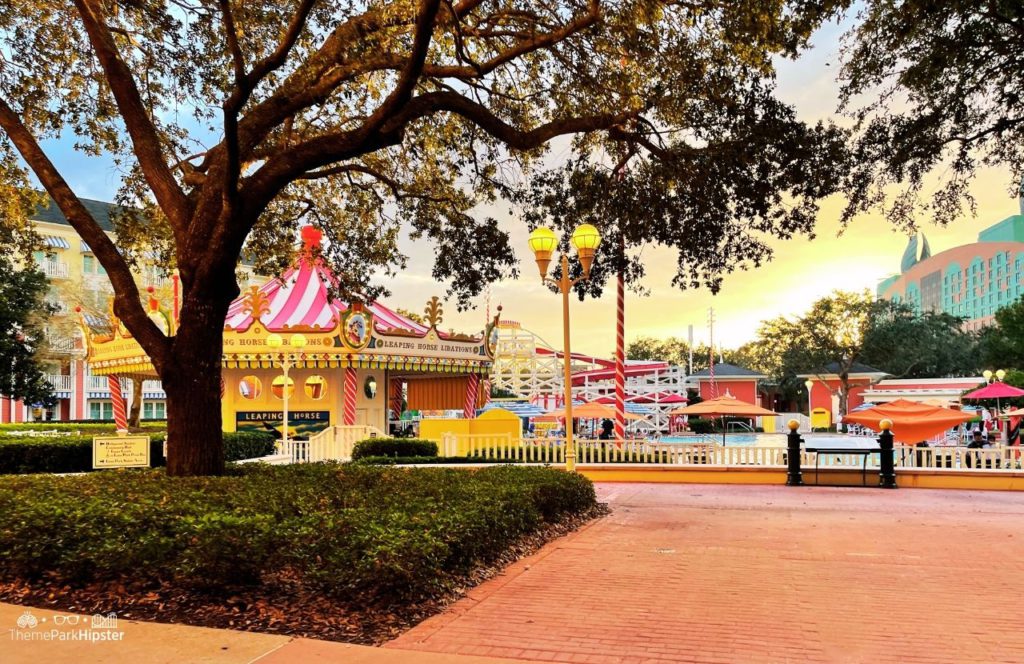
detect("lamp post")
[804,379,814,430]
[528,224,601,472]
[266,332,307,453]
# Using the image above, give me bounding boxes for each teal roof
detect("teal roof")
[30,196,120,232]
[900,233,931,273]
[978,214,1024,243]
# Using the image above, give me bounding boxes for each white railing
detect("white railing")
[285,424,387,463]
[38,260,69,279]
[88,376,112,390]
[45,374,72,391]
[431,434,1024,473]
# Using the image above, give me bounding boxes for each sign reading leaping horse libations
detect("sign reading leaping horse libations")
[93,435,151,469]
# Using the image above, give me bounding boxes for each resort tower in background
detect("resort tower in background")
[877,190,1024,329]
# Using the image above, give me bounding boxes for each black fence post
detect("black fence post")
[786,419,804,486]
[878,419,897,489]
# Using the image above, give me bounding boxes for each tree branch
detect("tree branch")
[0,97,171,369]
[354,0,443,137]
[71,0,189,229]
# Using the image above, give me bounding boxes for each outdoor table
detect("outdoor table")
[805,447,882,487]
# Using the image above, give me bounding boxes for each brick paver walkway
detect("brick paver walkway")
[388,484,1024,663]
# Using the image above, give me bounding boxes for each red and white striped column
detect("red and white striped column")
[614,270,626,443]
[480,377,491,407]
[390,378,404,420]
[708,348,717,399]
[108,374,129,431]
[463,373,479,419]
[343,367,357,425]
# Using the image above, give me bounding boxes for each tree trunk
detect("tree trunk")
[838,376,850,433]
[128,378,143,428]
[160,294,228,476]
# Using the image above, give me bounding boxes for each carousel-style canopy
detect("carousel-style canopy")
[224,239,433,336]
[82,226,496,376]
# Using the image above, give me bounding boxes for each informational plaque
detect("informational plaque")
[93,435,151,469]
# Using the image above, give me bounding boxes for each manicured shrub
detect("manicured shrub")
[0,430,275,474]
[686,417,715,434]
[0,465,598,603]
[0,422,166,434]
[351,437,438,460]
[353,455,527,465]
[222,431,276,462]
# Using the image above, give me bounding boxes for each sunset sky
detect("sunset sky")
[38,14,1021,359]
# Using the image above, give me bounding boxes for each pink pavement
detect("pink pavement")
[387,483,1024,663]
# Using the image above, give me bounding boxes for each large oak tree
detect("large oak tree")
[1,0,848,475]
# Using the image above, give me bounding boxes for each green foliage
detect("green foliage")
[980,299,1024,370]
[686,418,715,435]
[222,431,277,462]
[860,301,981,378]
[840,2,1024,229]
[353,456,527,466]
[0,422,166,434]
[0,256,56,406]
[0,430,275,474]
[351,438,438,460]
[0,465,596,602]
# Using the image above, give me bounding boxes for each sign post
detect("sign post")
[93,434,151,469]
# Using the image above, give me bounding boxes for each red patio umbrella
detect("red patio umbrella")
[962,383,1024,400]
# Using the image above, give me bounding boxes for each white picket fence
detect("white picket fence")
[438,434,1024,472]
[282,424,386,463]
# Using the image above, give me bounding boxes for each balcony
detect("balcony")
[38,260,70,279]
[44,330,79,354]
[87,376,165,394]
[46,374,73,392]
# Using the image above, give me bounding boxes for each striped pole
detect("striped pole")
[481,377,491,407]
[390,378,404,420]
[464,373,479,419]
[343,367,357,425]
[614,267,626,444]
[108,374,128,431]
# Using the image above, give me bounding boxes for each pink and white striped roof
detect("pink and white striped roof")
[224,258,431,335]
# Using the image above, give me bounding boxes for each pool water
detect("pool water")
[660,434,880,449]
[660,434,777,446]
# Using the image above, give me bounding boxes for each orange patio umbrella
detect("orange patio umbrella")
[669,393,778,445]
[546,401,645,421]
[669,393,777,418]
[841,399,973,444]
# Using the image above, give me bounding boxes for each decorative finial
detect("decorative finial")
[424,296,443,329]
[879,419,892,431]
[787,419,799,432]
[301,225,322,249]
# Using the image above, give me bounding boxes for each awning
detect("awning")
[80,241,92,252]
[42,235,70,249]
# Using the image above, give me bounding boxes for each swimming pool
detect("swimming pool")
[660,434,879,449]
[660,434,779,446]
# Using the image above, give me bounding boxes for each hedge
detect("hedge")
[351,437,438,460]
[0,464,597,602]
[354,455,527,465]
[0,422,167,435]
[0,431,276,474]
